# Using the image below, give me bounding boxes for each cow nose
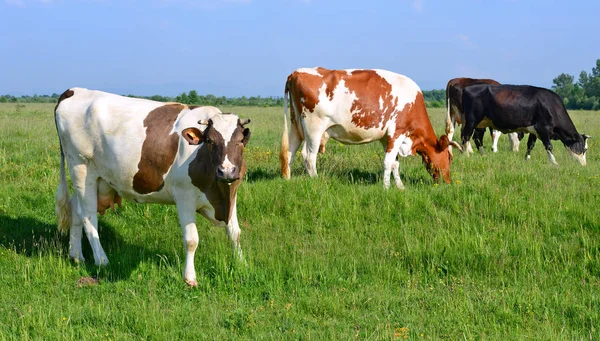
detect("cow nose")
[217,165,238,182]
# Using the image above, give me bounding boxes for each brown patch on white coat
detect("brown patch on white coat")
[281,67,461,188]
[54,88,251,286]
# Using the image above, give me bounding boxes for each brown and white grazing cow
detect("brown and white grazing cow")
[54,88,251,286]
[280,67,461,189]
[446,77,521,154]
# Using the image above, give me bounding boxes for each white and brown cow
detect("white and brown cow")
[280,67,461,189]
[54,88,251,286]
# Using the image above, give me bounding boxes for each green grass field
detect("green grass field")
[0,102,599,339]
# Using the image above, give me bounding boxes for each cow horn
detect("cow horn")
[198,119,211,126]
[449,141,463,153]
[240,118,251,126]
[582,134,591,139]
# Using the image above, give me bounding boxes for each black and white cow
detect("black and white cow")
[461,84,589,165]
[54,88,251,286]
[446,77,522,154]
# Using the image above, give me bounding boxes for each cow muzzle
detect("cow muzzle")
[216,165,239,183]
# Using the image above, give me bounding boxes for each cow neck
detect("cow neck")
[397,92,440,156]
[188,144,246,223]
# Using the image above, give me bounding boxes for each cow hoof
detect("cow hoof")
[185,278,199,287]
[70,255,85,264]
[95,258,109,266]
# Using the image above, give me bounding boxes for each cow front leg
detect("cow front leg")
[525,134,537,160]
[176,203,200,286]
[225,200,244,262]
[382,138,404,189]
[539,134,558,166]
[391,161,404,190]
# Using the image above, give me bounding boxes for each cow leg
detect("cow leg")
[301,127,325,178]
[539,133,558,165]
[175,201,200,286]
[508,132,521,152]
[225,198,244,261]
[391,161,404,190]
[382,137,405,190]
[525,134,537,160]
[491,129,502,153]
[460,122,477,155]
[68,195,85,263]
[473,128,486,154]
[70,163,108,266]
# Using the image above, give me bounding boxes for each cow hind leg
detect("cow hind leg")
[68,196,85,263]
[508,132,521,152]
[302,129,325,178]
[491,129,502,153]
[460,123,477,155]
[473,128,486,154]
[281,122,303,180]
[70,163,108,266]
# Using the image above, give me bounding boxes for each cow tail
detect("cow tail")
[280,79,291,179]
[445,92,453,138]
[55,123,71,235]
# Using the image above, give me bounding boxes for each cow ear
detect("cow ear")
[242,128,251,146]
[182,127,203,145]
[438,135,450,152]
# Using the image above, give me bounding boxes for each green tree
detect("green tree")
[552,73,575,100]
[176,92,189,104]
[188,90,199,104]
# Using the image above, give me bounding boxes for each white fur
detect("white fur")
[285,68,420,189]
[55,88,244,285]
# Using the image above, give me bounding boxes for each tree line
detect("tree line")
[0,90,448,108]
[551,59,600,110]
[3,60,599,110]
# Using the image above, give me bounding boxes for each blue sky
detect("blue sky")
[1,0,598,97]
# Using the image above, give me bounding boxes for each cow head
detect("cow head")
[565,133,589,166]
[421,135,462,183]
[182,114,251,182]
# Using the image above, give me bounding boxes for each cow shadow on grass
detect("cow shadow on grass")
[245,167,280,183]
[328,167,434,187]
[335,168,380,185]
[0,213,169,284]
